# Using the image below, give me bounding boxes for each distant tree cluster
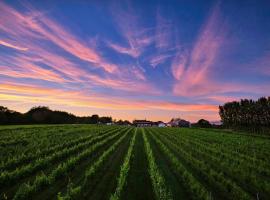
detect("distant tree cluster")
[192,119,212,128]
[0,106,112,125]
[114,119,132,126]
[0,106,24,124]
[168,118,190,127]
[219,97,270,133]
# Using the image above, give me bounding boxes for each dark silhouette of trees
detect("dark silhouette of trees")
[99,116,112,124]
[219,97,270,133]
[0,106,112,125]
[168,118,190,127]
[26,106,53,123]
[90,114,99,124]
[115,120,131,125]
[0,106,10,124]
[194,119,212,128]
[0,106,25,124]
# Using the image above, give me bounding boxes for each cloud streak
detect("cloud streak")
[0,1,161,95]
[155,8,173,50]
[0,40,28,51]
[106,41,140,58]
[0,2,117,73]
[109,3,155,58]
[172,3,227,96]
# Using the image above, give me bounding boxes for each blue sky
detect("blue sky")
[0,0,269,122]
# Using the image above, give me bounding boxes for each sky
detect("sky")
[0,0,270,122]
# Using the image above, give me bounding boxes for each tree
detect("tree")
[219,96,270,134]
[116,120,131,125]
[89,114,99,124]
[99,116,112,124]
[0,106,8,124]
[196,119,212,128]
[26,106,52,123]
[0,105,113,125]
[0,106,25,124]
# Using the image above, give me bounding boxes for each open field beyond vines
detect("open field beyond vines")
[0,125,269,200]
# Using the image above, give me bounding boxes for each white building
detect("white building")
[158,122,166,127]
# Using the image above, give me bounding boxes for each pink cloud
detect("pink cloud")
[149,54,172,68]
[205,95,241,104]
[172,3,227,96]
[171,52,187,80]
[110,3,155,58]
[0,51,157,94]
[0,65,66,83]
[0,2,162,94]
[0,42,158,94]
[130,65,146,81]
[155,9,173,50]
[0,52,69,83]
[0,52,77,83]
[0,2,118,73]
[106,41,140,58]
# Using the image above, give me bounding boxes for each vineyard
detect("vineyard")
[0,125,269,200]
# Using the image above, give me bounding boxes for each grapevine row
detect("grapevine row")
[157,129,270,198]
[142,128,173,200]
[110,128,137,200]
[57,128,132,199]
[13,129,125,200]
[147,129,210,200]
[0,127,120,172]
[165,129,270,177]
[0,128,119,188]
[153,129,252,200]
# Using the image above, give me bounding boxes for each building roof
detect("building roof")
[133,120,152,124]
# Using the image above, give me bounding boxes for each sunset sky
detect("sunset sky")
[0,0,269,122]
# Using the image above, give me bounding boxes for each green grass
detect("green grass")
[0,125,269,200]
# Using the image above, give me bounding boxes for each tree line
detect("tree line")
[219,97,270,133]
[0,106,112,125]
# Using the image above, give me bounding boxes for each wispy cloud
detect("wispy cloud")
[149,54,172,68]
[106,41,140,58]
[203,95,243,104]
[109,3,155,58]
[129,64,146,81]
[0,40,28,51]
[172,3,227,96]
[0,51,158,94]
[0,52,69,83]
[0,2,118,73]
[155,8,173,50]
[0,1,161,94]
[0,65,66,83]
[171,52,187,80]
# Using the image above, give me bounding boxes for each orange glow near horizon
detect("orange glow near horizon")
[0,83,219,122]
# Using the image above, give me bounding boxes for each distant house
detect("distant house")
[151,121,166,127]
[158,122,166,127]
[133,120,152,127]
[168,118,190,128]
[166,123,172,127]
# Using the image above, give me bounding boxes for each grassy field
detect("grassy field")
[0,125,269,200]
